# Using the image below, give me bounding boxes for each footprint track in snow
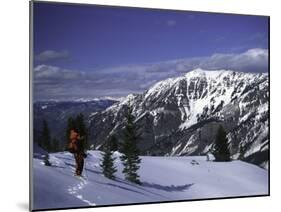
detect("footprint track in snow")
[67,178,96,206]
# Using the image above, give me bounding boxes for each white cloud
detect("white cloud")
[35,50,70,62]
[34,64,84,81]
[199,48,268,72]
[33,48,268,101]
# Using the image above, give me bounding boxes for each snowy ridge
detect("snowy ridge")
[89,69,268,168]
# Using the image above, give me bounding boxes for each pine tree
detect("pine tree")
[238,143,247,160]
[100,141,117,180]
[108,135,118,152]
[212,125,231,161]
[52,138,60,152]
[43,154,52,166]
[39,120,51,152]
[120,105,142,184]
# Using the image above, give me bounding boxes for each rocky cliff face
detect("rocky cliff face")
[89,69,269,168]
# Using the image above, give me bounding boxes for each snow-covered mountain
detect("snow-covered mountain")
[32,150,268,210]
[89,69,269,168]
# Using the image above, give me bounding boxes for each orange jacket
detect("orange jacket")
[70,130,80,141]
[68,130,82,153]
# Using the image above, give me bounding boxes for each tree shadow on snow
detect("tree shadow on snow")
[84,167,102,175]
[83,177,168,198]
[112,178,192,198]
[141,182,194,192]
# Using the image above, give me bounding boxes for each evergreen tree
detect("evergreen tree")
[100,141,117,180]
[238,143,247,160]
[75,113,89,150]
[43,154,52,166]
[120,105,142,184]
[66,117,75,150]
[39,120,51,152]
[52,138,60,152]
[108,135,118,152]
[212,125,231,161]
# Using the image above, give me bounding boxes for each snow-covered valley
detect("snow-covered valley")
[32,150,268,210]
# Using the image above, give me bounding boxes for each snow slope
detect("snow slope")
[32,151,268,210]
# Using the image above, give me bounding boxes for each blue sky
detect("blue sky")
[33,2,269,101]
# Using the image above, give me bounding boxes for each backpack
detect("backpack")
[68,141,78,153]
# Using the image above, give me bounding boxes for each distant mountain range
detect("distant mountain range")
[33,69,269,168]
[33,98,118,146]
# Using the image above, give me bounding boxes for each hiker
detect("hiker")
[68,129,86,176]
